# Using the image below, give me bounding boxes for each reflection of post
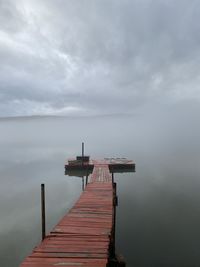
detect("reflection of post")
[41,184,46,241]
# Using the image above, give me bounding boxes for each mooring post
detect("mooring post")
[41,183,46,240]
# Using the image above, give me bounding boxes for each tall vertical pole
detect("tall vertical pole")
[82,142,84,165]
[41,184,46,240]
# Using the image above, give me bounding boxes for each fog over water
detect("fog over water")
[0,107,200,267]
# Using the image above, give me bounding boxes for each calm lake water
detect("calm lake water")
[0,111,200,267]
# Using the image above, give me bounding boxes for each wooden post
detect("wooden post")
[110,181,117,259]
[113,182,117,257]
[82,177,84,191]
[41,184,46,240]
[86,165,89,185]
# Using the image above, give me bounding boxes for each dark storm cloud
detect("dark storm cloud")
[0,0,200,116]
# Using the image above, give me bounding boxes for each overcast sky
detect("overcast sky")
[0,0,200,117]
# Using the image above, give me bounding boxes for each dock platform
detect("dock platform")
[20,157,135,267]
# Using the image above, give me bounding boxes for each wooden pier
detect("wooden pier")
[20,157,135,267]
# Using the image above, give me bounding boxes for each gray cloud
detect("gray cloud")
[0,0,200,116]
[0,0,25,33]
